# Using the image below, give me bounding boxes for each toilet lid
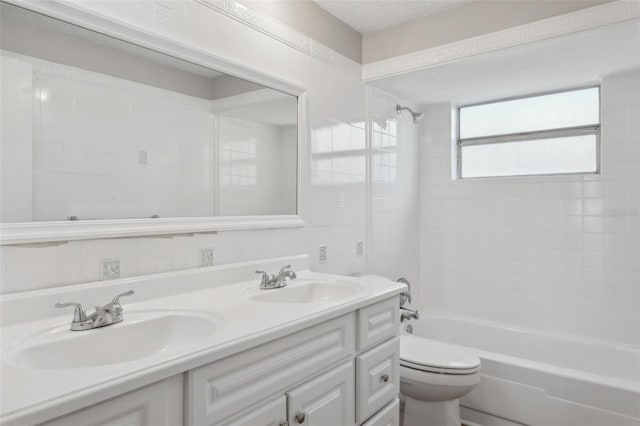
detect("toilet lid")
[400,335,480,374]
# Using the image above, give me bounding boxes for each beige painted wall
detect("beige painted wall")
[243,0,363,63]
[363,0,613,63]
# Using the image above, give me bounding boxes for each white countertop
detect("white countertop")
[0,266,404,425]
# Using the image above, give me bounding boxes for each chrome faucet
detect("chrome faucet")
[400,307,419,322]
[256,265,297,289]
[55,290,135,331]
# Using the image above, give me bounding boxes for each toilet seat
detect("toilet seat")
[400,335,481,375]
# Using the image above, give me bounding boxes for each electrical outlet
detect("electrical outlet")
[319,245,328,264]
[102,259,120,280]
[356,241,364,257]
[200,248,214,267]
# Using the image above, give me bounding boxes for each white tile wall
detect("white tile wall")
[305,113,367,275]
[0,228,306,293]
[419,70,640,345]
[366,88,421,305]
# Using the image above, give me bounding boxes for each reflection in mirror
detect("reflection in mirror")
[0,2,298,223]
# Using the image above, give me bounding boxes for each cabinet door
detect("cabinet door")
[40,376,183,426]
[219,396,287,426]
[287,361,355,426]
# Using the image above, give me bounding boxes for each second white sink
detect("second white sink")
[251,281,362,304]
[6,310,219,369]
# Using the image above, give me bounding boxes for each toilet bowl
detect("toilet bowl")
[400,334,481,426]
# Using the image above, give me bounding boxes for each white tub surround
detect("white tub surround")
[409,315,640,426]
[0,255,405,426]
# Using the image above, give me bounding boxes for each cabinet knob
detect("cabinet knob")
[381,373,389,383]
[295,412,306,424]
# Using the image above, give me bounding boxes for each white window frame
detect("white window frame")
[456,86,601,179]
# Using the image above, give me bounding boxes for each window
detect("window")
[457,87,600,178]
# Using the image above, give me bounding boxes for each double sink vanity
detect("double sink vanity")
[0,255,405,426]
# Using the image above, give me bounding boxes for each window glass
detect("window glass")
[460,135,598,178]
[459,87,599,139]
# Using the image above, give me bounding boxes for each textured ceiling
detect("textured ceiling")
[312,0,472,34]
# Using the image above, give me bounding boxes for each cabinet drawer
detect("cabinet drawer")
[357,297,399,352]
[356,337,400,424]
[287,361,355,426]
[361,398,399,426]
[188,314,355,425]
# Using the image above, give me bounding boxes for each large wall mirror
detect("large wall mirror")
[0,2,299,234]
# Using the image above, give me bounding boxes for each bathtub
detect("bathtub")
[409,315,640,426]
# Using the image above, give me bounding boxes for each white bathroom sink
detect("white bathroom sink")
[6,310,218,369]
[251,281,363,303]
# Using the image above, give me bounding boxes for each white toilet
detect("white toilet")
[400,334,481,426]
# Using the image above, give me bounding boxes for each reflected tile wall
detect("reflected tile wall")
[22,55,217,221]
[217,116,295,216]
[419,70,640,345]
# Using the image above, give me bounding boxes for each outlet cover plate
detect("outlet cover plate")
[102,259,121,280]
[319,245,328,264]
[200,248,214,267]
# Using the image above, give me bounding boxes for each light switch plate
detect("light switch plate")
[356,241,364,257]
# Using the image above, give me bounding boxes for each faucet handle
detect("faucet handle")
[255,270,271,285]
[278,265,292,275]
[111,290,135,305]
[55,302,88,322]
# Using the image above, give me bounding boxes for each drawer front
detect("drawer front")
[189,314,355,425]
[356,337,400,424]
[361,398,399,426]
[357,297,399,352]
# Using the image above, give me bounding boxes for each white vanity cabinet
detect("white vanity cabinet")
[35,297,400,426]
[188,297,400,426]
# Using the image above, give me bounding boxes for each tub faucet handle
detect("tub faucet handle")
[397,277,412,306]
[400,307,419,322]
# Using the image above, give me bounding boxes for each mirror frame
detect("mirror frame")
[0,0,307,244]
